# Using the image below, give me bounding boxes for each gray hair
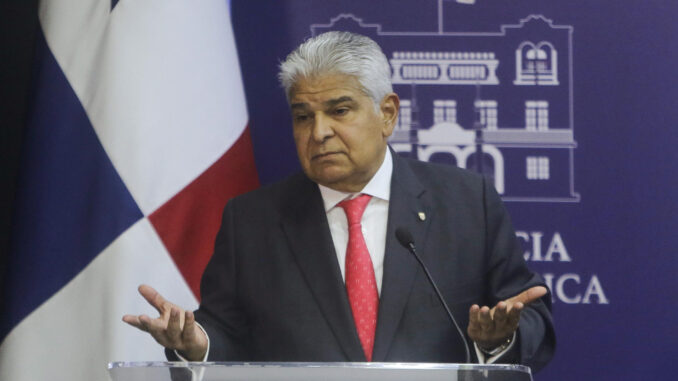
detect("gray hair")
[278,31,393,106]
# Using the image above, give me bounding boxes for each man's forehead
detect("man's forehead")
[289,74,367,98]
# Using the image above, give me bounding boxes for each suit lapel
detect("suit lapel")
[372,153,434,362]
[280,176,366,361]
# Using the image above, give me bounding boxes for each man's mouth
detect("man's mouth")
[312,151,342,160]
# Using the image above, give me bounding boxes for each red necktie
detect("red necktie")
[339,194,378,361]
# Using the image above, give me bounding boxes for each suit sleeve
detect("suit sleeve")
[482,176,556,372]
[190,200,251,360]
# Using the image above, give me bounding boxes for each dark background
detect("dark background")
[0,0,40,296]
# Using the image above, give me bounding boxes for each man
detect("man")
[123,31,555,372]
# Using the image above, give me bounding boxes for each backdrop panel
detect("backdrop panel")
[231,1,678,379]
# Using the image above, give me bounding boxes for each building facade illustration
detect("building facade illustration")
[311,13,580,202]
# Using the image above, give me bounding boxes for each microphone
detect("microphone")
[395,227,471,364]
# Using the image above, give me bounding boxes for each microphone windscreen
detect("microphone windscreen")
[395,227,414,247]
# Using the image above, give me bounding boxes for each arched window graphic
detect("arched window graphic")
[514,41,559,86]
[428,152,458,167]
[417,144,505,194]
[466,152,496,184]
[418,145,464,165]
[532,43,552,73]
[521,42,538,71]
[460,145,505,194]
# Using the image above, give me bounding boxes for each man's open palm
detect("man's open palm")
[122,285,208,361]
[467,286,548,350]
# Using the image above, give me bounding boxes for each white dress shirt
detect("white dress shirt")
[318,149,392,295]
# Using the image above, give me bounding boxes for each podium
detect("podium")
[108,362,533,381]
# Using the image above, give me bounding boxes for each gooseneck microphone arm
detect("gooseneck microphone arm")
[395,227,471,364]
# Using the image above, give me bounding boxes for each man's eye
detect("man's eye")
[334,108,349,116]
[294,114,309,122]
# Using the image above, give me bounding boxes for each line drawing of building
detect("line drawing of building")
[310,12,580,203]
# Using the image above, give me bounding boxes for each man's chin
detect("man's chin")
[307,168,353,190]
[311,172,347,187]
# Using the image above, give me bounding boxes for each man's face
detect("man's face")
[289,74,398,192]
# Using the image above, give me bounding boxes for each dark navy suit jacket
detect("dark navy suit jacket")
[178,152,555,372]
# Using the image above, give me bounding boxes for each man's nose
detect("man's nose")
[311,114,335,142]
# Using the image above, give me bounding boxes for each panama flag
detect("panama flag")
[0,0,258,380]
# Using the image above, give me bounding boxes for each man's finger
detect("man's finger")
[167,307,182,343]
[478,306,493,332]
[182,310,196,342]
[138,284,168,314]
[467,304,481,332]
[493,301,508,325]
[506,301,523,328]
[138,314,172,347]
[122,315,145,330]
[506,286,547,306]
[138,314,159,336]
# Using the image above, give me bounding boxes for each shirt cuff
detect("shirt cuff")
[173,322,210,362]
[473,331,517,364]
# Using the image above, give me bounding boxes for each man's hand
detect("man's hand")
[122,284,208,361]
[467,286,548,351]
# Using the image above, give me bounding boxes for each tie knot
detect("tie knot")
[338,194,372,226]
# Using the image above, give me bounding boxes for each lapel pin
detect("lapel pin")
[418,212,426,221]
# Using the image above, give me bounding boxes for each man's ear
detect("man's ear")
[380,93,400,138]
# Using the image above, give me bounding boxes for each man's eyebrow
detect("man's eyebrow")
[290,102,308,110]
[290,96,356,110]
[324,96,355,107]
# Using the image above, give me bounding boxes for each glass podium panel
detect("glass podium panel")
[108,362,532,381]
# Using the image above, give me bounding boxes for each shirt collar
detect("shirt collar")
[318,148,393,212]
